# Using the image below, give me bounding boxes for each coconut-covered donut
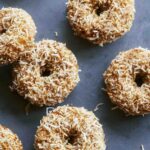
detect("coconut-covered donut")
[0,125,23,150]
[67,0,135,46]
[34,106,106,150]
[11,40,80,106]
[0,7,36,64]
[104,48,150,115]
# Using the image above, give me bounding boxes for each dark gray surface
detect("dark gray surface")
[0,0,150,150]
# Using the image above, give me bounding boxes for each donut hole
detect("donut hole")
[95,2,111,16]
[66,129,80,145]
[135,72,147,87]
[40,65,51,77]
[0,26,6,34]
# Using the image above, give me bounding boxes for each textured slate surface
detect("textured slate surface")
[0,0,150,150]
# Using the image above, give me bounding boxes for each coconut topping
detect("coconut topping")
[104,48,150,115]
[67,0,135,45]
[11,40,80,106]
[0,7,36,64]
[34,106,106,150]
[0,125,23,150]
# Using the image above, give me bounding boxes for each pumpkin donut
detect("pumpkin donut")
[0,125,23,150]
[67,0,135,46]
[11,40,80,106]
[104,48,150,115]
[34,106,106,150]
[0,7,36,64]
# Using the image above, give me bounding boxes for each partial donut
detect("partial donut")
[34,106,106,150]
[67,0,135,46]
[104,48,150,115]
[11,40,80,106]
[0,7,36,64]
[0,125,23,150]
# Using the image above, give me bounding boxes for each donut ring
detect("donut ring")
[104,48,150,115]
[0,7,36,64]
[34,106,106,150]
[67,0,135,46]
[0,125,23,150]
[11,40,80,106]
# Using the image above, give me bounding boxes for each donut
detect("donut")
[104,48,150,115]
[0,7,36,64]
[11,40,80,106]
[67,0,135,46]
[34,106,106,150]
[0,125,23,150]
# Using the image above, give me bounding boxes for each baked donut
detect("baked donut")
[11,40,80,106]
[67,0,135,46]
[34,106,106,150]
[0,125,23,150]
[0,7,36,64]
[104,48,150,115]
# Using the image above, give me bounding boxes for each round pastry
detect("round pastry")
[34,106,106,150]
[11,40,80,106]
[0,125,23,150]
[104,48,150,115]
[67,0,135,46]
[0,7,36,64]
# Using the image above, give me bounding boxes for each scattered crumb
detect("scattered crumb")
[101,88,107,92]
[54,31,58,37]
[46,107,54,115]
[94,103,104,112]
[25,103,31,116]
[111,106,118,111]
[9,85,14,92]
[68,103,74,106]
[79,69,82,72]
[141,144,144,150]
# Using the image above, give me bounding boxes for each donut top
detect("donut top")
[0,7,36,41]
[0,7,36,64]
[35,106,106,150]
[12,40,80,106]
[104,48,150,115]
[0,125,23,150]
[67,0,135,45]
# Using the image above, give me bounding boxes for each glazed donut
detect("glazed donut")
[104,48,150,115]
[34,106,106,150]
[0,7,36,64]
[0,125,23,150]
[67,0,135,46]
[11,40,80,106]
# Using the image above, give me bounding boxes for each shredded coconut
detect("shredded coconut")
[111,106,118,111]
[101,87,107,92]
[54,32,58,37]
[25,102,31,116]
[94,103,104,112]
[141,144,145,150]
[46,107,54,115]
